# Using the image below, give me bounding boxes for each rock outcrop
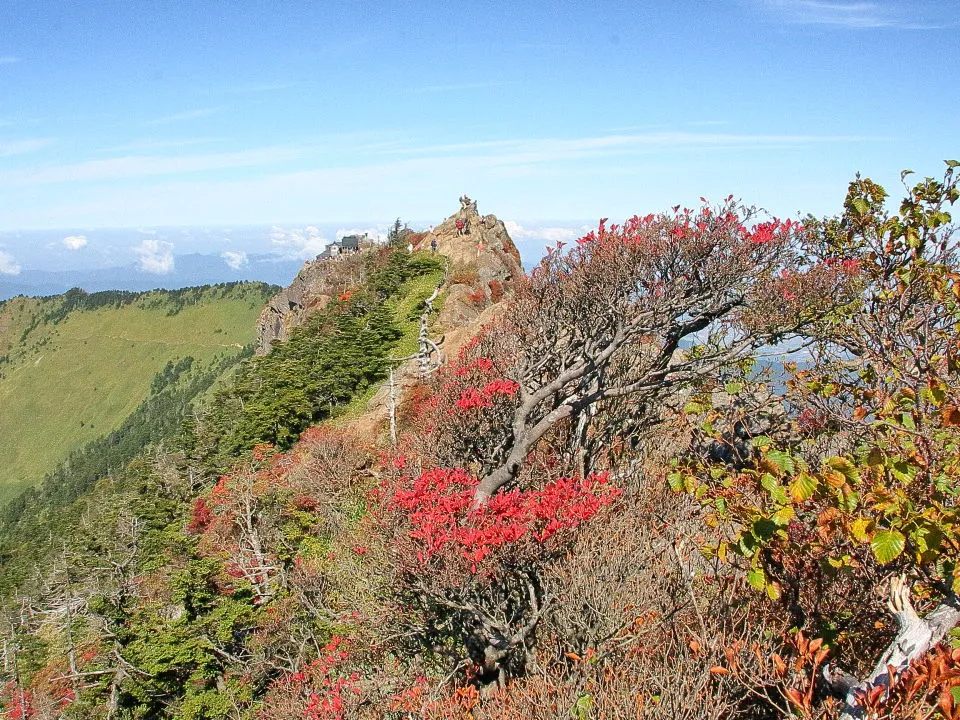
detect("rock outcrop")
[421,196,523,328]
[256,198,523,355]
[255,247,367,355]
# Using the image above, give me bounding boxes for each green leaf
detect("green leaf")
[571,693,594,719]
[946,159,959,168]
[752,517,779,542]
[747,568,766,590]
[871,530,906,564]
[724,382,743,394]
[851,197,870,215]
[683,401,706,415]
[760,473,788,504]
[767,450,796,475]
[751,435,772,449]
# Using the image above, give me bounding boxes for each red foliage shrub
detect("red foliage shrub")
[259,637,360,720]
[1,686,32,720]
[185,497,212,534]
[385,467,620,573]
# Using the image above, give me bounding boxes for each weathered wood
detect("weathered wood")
[830,575,960,718]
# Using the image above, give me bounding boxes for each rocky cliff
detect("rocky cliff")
[255,245,368,354]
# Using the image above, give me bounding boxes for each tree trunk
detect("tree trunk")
[831,576,960,718]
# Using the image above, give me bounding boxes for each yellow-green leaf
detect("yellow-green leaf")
[771,505,796,526]
[667,471,685,492]
[871,530,906,564]
[850,517,874,544]
[790,472,819,502]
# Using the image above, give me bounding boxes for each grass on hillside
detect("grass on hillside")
[0,285,273,503]
[332,265,444,423]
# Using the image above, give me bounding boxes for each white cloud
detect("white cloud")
[63,234,88,250]
[269,226,328,259]
[221,250,248,269]
[0,138,53,158]
[504,220,581,243]
[759,0,945,28]
[0,146,302,187]
[97,137,219,153]
[0,250,21,275]
[134,239,174,274]
[144,107,219,126]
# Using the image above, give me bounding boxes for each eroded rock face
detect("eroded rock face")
[255,250,364,355]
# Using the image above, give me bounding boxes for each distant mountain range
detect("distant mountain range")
[0,252,304,300]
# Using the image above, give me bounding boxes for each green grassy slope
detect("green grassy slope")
[0,284,275,502]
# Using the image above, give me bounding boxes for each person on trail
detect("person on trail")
[456,218,465,237]
[430,238,437,254]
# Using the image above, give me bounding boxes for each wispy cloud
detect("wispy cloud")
[0,250,21,275]
[221,250,248,269]
[144,107,219,126]
[0,129,881,228]
[63,234,88,250]
[134,239,174,274]
[759,0,950,28]
[0,138,53,158]
[0,56,19,65]
[97,137,220,153]
[0,146,303,186]
[380,131,872,165]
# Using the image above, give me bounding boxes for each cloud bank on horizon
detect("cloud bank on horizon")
[221,250,248,270]
[0,251,21,276]
[0,0,955,277]
[62,234,87,250]
[134,239,175,275]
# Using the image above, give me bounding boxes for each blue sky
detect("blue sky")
[0,0,958,281]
